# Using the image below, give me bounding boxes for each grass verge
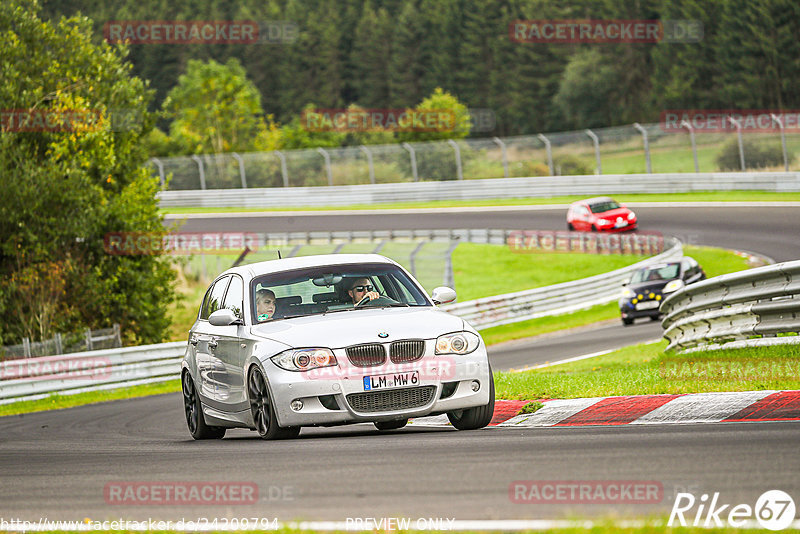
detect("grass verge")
[496,341,800,400]
[0,379,181,418]
[160,191,800,214]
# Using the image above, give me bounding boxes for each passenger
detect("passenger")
[255,288,277,321]
[347,277,380,306]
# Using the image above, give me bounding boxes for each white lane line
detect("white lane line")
[630,390,777,425]
[510,339,662,373]
[498,397,604,427]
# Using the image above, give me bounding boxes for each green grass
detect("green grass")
[452,243,647,302]
[495,341,800,400]
[0,379,180,418]
[160,191,800,214]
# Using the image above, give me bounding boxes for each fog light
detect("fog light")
[471,380,480,392]
[290,399,304,412]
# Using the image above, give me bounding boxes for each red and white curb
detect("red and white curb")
[409,390,800,428]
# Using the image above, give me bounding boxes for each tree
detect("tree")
[554,49,618,128]
[0,0,174,346]
[163,58,269,154]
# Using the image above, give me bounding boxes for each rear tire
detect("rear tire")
[374,419,408,431]
[182,371,226,440]
[248,367,300,440]
[591,224,598,232]
[567,222,575,231]
[622,317,634,326]
[447,370,495,430]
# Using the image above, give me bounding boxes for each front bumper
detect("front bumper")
[262,341,491,427]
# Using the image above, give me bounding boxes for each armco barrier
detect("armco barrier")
[661,260,800,352]
[0,342,184,405]
[0,238,679,404]
[441,239,682,329]
[157,172,800,208]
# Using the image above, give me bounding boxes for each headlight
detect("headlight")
[435,331,480,355]
[627,211,636,220]
[597,218,611,225]
[271,348,337,372]
[663,279,685,294]
[622,287,635,299]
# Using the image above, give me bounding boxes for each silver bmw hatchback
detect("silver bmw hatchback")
[181,254,494,440]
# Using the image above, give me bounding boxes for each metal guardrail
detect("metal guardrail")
[442,239,683,329]
[0,342,184,405]
[661,260,800,352]
[157,172,800,208]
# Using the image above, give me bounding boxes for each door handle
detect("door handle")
[189,337,198,346]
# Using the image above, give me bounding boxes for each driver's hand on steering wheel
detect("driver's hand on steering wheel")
[356,291,380,306]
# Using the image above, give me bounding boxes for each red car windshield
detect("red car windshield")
[589,200,621,213]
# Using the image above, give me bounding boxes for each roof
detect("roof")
[219,254,400,280]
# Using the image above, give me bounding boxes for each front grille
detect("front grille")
[346,343,386,367]
[390,340,425,363]
[346,386,436,413]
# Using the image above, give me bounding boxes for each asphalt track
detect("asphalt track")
[1,203,798,523]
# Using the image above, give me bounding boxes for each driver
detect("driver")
[347,277,380,306]
[255,288,277,321]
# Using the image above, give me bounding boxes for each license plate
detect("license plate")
[635,301,660,310]
[363,371,419,391]
[614,219,628,228]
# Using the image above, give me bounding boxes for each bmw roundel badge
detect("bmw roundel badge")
[378,332,389,338]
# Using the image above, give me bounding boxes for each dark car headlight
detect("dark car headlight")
[271,348,337,372]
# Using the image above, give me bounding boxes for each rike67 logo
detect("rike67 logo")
[669,490,796,530]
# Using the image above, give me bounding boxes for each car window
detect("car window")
[250,262,430,324]
[222,276,244,319]
[630,263,680,283]
[200,276,230,320]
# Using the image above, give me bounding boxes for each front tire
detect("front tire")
[248,367,300,440]
[182,371,226,440]
[622,317,634,326]
[567,222,575,231]
[447,371,495,430]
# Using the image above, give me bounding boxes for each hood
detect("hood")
[249,306,464,348]
[627,279,671,293]
[594,207,632,220]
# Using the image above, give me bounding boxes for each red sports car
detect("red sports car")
[566,197,637,232]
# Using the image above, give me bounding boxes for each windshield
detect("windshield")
[630,263,680,284]
[250,262,430,323]
[589,200,621,213]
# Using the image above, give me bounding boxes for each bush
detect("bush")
[716,138,788,171]
[553,154,592,175]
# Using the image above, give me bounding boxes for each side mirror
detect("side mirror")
[431,286,457,305]
[209,308,243,326]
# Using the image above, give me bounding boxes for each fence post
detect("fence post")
[443,240,459,290]
[447,140,463,180]
[274,151,289,187]
[113,324,121,348]
[726,117,745,171]
[55,333,63,355]
[771,114,789,171]
[190,155,207,190]
[680,121,699,173]
[402,143,419,181]
[409,241,426,277]
[633,123,652,174]
[537,134,554,176]
[232,152,247,188]
[317,148,333,186]
[359,145,376,184]
[492,137,509,177]
[85,328,93,351]
[584,129,602,175]
[150,158,166,188]
[23,337,31,358]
